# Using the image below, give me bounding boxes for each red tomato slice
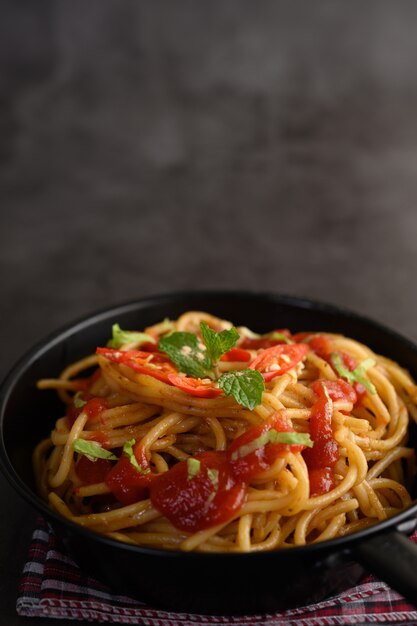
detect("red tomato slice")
[249,344,308,382]
[311,379,357,404]
[167,374,223,398]
[97,347,177,383]
[220,348,252,362]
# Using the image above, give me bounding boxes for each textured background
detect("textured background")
[2,1,417,623]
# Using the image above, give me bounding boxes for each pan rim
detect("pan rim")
[1,288,417,560]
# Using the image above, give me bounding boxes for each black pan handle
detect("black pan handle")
[352,528,417,606]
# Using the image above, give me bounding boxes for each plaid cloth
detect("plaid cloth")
[17,516,417,625]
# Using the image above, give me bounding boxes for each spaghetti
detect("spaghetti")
[34,311,417,552]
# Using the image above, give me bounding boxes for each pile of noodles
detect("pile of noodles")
[34,311,417,553]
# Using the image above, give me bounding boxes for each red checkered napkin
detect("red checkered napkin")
[17,516,417,625]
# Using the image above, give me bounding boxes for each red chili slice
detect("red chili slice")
[167,374,223,398]
[220,348,252,362]
[249,344,308,382]
[97,347,177,383]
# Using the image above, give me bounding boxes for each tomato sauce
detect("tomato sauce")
[303,382,341,496]
[105,456,153,505]
[300,336,366,408]
[75,456,113,486]
[67,395,109,427]
[149,450,247,532]
[104,412,310,532]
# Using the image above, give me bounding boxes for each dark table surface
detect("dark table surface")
[2,1,417,623]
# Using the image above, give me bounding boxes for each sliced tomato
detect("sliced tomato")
[303,335,330,359]
[240,328,292,350]
[220,348,252,362]
[167,374,223,398]
[97,347,177,383]
[311,379,357,404]
[249,343,308,382]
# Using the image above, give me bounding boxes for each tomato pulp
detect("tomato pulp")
[302,381,350,496]
[148,412,309,533]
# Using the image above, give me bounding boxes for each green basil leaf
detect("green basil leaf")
[73,439,118,462]
[218,369,264,410]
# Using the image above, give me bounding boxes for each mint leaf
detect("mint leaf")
[107,323,156,349]
[231,429,313,460]
[123,438,150,474]
[330,353,376,395]
[73,439,118,462]
[200,322,239,364]
[159,332,212,378]
[218,369,264,410]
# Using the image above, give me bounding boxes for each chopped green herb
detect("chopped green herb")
[73,439,118,462]
[207,467,219,485]
[187,457,201,480]
[73,392,87,409]
[266,331,293,344]
[206,468,219,504]
[218,369,265,410]
[330,353,377,395]
[123,438,150,474]
[230,429,313,460]
[107,323,156,349]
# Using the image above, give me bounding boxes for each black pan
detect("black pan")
[1,290,417,615]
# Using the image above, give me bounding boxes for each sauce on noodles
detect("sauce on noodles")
[34,311,417,552]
